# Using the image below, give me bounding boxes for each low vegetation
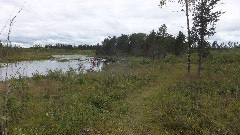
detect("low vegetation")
[0,48,239,134]
[0,48,95,63]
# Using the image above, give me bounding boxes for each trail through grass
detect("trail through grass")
[0,51,240,134]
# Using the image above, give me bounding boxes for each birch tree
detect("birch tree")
[159,0,196,79]
[192,0,224,77]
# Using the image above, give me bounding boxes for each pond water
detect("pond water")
[0,55,105,81]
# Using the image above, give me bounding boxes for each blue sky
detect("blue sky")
[0,0,239,47]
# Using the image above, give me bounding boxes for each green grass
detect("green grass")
[0,49,240,134]
[0,48,95,63]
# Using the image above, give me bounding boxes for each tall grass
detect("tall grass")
[0,49,240,134]
[0,60,156,134]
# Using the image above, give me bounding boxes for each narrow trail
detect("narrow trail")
[114,64,186,134]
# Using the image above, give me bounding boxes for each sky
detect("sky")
[0,0,239,47]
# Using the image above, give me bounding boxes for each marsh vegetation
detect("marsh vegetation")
[0,48,239,134]
[0,0,239,134]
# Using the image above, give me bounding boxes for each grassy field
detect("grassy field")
[0,49,240,134]
[0,48,95,63]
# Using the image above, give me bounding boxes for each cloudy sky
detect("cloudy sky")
[0,0,239,47]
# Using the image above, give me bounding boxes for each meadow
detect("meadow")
[0,48,95,63]
[0,48,240,134]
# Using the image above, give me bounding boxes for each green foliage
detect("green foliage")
[206,49,240,64]
[128,33,147,56]
[145,30,157,58]
[0,47,96,63]
[116,34,129,55]
[192,0,224,77]
[174,31,186,56]
[155,24,176,58]
[156,80,240,134]
[97,25,181,59]
[0,50,240,134]
[0,58,156,134]
[192,0,223,39]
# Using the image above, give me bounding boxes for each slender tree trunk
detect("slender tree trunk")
[198,37,203,78]
[0,106,3,134]
[237,78,240,98]
[185,0,191,80]
[4,67,9,135]
[5,94,9,135]
[198,0,204,78]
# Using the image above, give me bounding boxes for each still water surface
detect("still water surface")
[0,55,104,81]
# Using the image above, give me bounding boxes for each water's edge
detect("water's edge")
[0,55,105,81]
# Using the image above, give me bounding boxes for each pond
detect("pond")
[0,55,105,81]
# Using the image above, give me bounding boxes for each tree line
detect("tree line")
[97,0,227,78]
[96,24,186,58]
[43,43,99,50]
[96,25,240,57]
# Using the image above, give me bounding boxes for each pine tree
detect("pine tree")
[174,31,186,56]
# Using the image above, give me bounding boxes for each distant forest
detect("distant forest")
[0,24,239,58]
[40,44,99,50]
[96,24,240,58]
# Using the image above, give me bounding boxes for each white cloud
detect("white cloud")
[0,0,239,47]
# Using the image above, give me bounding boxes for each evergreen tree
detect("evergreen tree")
[212,41,218,48]
[174,31,186,56]
[156,24,173,58]
[116,34,129,55]
[128,33,146,56]
[101,36,117,55]
[145,30,157,58]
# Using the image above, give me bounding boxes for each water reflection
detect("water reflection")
[0,55,104,81]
